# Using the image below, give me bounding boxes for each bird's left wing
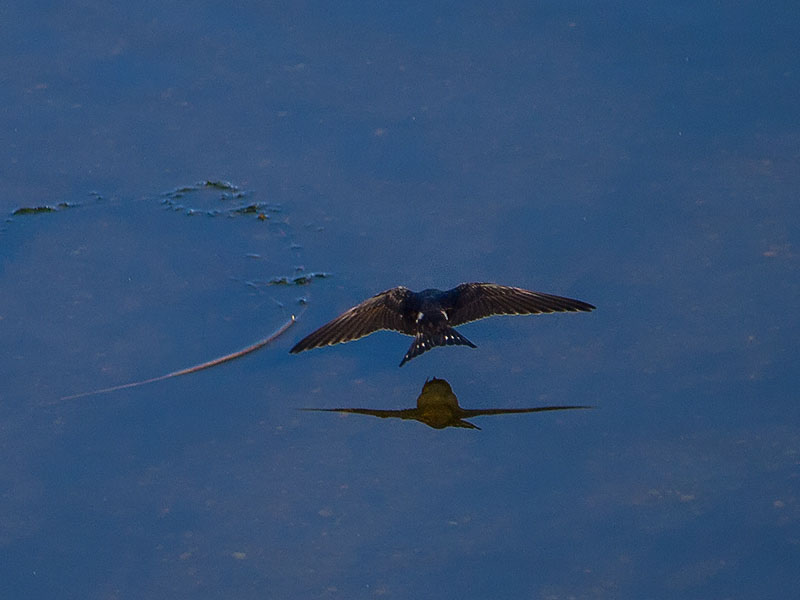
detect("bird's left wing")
[445,283,595,326]
[459,405,592,418]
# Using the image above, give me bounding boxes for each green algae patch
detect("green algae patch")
[161,180,282,219]
[12,202,76,215]
[268,272,332,286]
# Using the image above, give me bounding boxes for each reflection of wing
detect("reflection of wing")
[290,287,413,353]
[445,283,595,326]
[299,407,420,420]
[459,405,592,418]
[301,407,481,429]
[300,405,591,429]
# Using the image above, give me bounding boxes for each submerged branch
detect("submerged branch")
[58,314,298,402]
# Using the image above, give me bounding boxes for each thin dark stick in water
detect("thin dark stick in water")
[59,314,297,401]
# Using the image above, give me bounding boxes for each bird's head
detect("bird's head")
[415,309,449,325]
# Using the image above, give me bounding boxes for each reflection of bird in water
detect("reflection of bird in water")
[290,282,595,366]
[301,378,591,430]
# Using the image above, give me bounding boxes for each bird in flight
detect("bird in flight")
[301,377,591,430]
[290,282,594,366]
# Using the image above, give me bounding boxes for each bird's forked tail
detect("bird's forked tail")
[399,327,476,366]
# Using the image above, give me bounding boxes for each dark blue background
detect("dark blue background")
[2,2,798,598]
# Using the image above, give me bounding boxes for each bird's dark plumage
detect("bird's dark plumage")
[290,282,595,366]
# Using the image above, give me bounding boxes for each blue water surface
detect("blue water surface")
[1,2,798,598]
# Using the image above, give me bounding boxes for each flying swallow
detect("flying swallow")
[290,282,594,366]
[301,377,591,430]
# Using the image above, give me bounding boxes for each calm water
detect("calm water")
[2,2,798,598]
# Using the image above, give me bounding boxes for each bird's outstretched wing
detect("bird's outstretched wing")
[299,407,419,420]
[458,405,592,418]
[290,287,413,353]
[444,283,595,326]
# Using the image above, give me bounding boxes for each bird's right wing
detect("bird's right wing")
[299,407,419,420]
[290,287,413,353]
